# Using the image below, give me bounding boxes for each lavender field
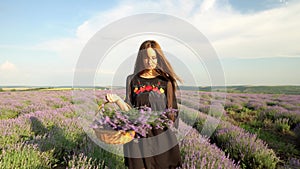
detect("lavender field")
[0,89,300,169]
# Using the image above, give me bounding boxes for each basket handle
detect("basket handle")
[95,101,109,116]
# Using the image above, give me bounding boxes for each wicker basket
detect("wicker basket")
[94,102,135,144]
[93,128,135,144]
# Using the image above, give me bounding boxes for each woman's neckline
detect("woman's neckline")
[139,70,160,79]
[138,74,160,79]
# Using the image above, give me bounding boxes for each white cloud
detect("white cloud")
[33,2,139,60]
[0,61,23,85]
[196,1,300,58]
[34,37,84,60]
[34,0,300,60]
[200,0,216,12]
[0,61,17,72]
[8,0,296,86]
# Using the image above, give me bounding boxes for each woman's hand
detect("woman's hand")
[167,112,176,122]
[105,93,131,111]
[105,94,121,103]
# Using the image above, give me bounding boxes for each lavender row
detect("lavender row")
[177,119,240,169]
[179,91,300,128]
[0,105,79,147]
[179,90,300,114]
[0,90,125,168]
[0,142,54,168]
[0,90,73,119]
[179,104,280,169]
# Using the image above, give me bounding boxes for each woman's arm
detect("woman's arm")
[106,94,131,111]
[105,75,133,111]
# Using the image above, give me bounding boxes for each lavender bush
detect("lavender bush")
[178,120,240,169]
[274,118,290,133]
[294,123,300,147]
[214,123,279,169]
[179,104,279,169]
[66,153,104,169]
[0,90,125,168]
[0,142,54,169]
[92,103,175,138]
[280,157,300,169]
[180,90,300,128]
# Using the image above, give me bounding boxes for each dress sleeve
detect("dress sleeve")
[167,81,179,128]
[125,74,133,107]
[167,80,178,109]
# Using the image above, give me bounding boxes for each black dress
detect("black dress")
[123,74,182,169]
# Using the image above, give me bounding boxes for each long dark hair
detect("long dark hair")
[132,40,182,108]
[133,40,182,88]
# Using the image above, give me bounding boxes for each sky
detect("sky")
[0,0,299,87]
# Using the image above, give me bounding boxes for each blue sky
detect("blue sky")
[0,0,118,45]
[0,0,299,86]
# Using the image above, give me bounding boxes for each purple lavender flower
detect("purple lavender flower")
[92,104,175,138]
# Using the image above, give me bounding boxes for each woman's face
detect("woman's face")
[143,48,158,70]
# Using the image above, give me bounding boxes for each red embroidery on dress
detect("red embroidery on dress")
[134,82,163,94]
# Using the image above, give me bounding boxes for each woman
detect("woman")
[106,40,182,169]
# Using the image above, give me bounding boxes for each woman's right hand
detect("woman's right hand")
[105,93,121,103]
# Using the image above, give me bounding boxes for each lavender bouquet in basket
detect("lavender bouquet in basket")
[91,101,176,144]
